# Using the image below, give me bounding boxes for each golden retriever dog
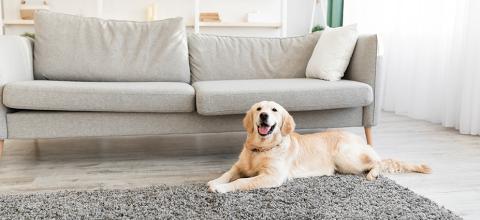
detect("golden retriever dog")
[208,101,431,193]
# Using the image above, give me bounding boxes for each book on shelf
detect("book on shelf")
[199,12,220,22]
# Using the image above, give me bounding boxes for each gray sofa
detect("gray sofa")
[0,11,380,154]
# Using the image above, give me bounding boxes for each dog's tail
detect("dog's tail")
[380,159,431,174]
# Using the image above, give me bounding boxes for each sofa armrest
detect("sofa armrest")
[0,36,34,138]
[344,34,383,127]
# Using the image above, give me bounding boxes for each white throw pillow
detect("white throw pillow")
[306,24,359,81]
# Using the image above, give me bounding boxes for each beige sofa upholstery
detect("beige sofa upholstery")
[193,79,373,116]
[0,12,381,140]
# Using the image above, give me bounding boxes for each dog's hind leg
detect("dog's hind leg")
[366,163,381,181]
[334,142,381,176]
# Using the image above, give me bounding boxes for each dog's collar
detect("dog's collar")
[250,137,286,153]
[251,145,278,153]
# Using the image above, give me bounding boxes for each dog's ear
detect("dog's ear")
[281,112,295,136]
[243,109,254,134]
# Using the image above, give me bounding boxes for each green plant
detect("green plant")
[21,32,35,40]
[311,25,325,33]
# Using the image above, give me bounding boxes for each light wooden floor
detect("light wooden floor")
[0,112,479,219]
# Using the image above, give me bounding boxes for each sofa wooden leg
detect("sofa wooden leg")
[364,127,373,146]
[0,139,4,158]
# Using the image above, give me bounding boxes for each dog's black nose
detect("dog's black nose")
[260,112,269,121]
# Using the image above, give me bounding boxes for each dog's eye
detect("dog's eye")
[256,107,262,111]
[272,108,277,112]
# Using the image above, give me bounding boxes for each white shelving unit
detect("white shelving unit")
[1,0,289,37]
[1,0,38,35]
[0,0,104,35]
[187,21,281,28]
[4,19,34,25]
[193,0,287,37]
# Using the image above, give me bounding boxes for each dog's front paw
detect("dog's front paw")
[208,183,230,193]
[366,173,378,181]
[207,179,220,188]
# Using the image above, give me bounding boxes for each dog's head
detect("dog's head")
[243,101,295,138]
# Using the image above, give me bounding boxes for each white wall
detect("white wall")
[0,0,3,35]
[2,0,325,37]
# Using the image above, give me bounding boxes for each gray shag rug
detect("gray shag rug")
[0,175,459,219]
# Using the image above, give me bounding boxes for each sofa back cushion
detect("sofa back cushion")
[188,32,321,82]
[34,11,190,83]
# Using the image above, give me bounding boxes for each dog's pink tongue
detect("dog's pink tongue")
[258,126,271,135]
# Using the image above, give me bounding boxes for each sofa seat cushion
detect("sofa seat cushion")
[193,78,373,115]
[3,81,195,113]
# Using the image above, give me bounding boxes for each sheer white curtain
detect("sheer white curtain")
[344,0,480,135]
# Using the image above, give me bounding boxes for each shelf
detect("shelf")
[4,20,34,25]
[4,20,281,28]
[187,22,281,28]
